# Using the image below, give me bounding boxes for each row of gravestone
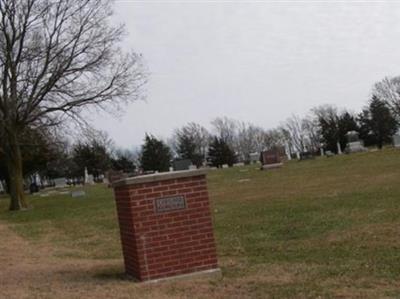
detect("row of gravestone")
[259,130,400,170]
[46,129,400,190]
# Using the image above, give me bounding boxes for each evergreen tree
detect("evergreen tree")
[111,157,136,173]
[177,134,203,167]
[208,137,237,168]
[72,141,112,178]
[140,135,172,172]
[358,96,398,149]
[318,110,359,153]
[319,115,339,153]
[338,112,359,150]
[0,127,64,189]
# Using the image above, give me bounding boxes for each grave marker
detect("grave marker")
[53,177,67,188]
[345,131,367,153]
[260,147,284,170]
[71,190,86,198]
[112,169,220,282]
[393,133,400,148]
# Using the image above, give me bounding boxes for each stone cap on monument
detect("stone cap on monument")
[112,169,208,188]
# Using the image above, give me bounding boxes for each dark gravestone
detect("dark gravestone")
[173,159,192,171]
[300,152,314,160]
[29,182,39,194]
[260,147,284,170]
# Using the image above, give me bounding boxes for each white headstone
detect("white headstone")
[393,134,400,148]
[54,177,67,188]
[249,152,260,164]
[84,167,89,184]
[233,162,245,167]
[337,142,343,155]
[71,190,86,198]
[86,174,94,185]
[346,141,367,153]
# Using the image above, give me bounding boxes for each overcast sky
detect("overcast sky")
[91,0,400,149]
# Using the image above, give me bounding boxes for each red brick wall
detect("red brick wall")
[113,174,219,281]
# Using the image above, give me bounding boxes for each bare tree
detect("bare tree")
[236,123,281,161]
[282,115,308,154]
[211,116,238,148]
[251,126,268,153]
[173,122,210,162]
[0,0,147,210]
[236,122,256,162]
[301,116,321,153]
[373,76,400,119]
[79,128,116,156]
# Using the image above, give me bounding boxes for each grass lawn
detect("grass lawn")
[1,149,400,298]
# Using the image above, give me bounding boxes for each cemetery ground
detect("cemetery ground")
[1,149,400,299]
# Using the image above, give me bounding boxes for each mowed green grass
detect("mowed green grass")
[1,149,400,298]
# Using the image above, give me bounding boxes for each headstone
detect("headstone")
[260,147,284,170]
[71,190,86,198]
[299,151,314,160]
[29,182,39,194]
[84,167,89,184]
[86,174,95,185]
[238,178,250,183]
[0,181,4,193]
[172,159,193,171]
[325,151,334,157]
[233,162,245,167]
[393,133,400,148]
[337,142,343,155]
[222,164,229,169]
[53,177,67,188]
[345,131,367,153]
[188,165,197,170]
[112,170,220,282]
[249,152,260,164]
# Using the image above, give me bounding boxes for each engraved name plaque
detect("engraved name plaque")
[155,195,186,213]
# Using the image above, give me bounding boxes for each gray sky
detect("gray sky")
[92,1,400,149]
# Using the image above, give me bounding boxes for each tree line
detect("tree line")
[19,85,397,177]
[140,80,400,171]
[2,76,399,189]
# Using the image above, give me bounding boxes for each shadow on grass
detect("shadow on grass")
[51,262,138,283]
[94,269,137,282]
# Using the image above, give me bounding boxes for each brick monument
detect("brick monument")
[112,169,220,282]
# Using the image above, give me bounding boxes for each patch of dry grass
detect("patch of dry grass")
[1,148,400,298]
